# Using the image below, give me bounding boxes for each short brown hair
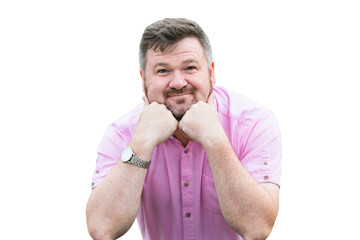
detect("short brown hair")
[139,18,213,72]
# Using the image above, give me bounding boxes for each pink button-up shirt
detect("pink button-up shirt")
[91,86,281,240]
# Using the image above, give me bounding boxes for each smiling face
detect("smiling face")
[141,37,216,120]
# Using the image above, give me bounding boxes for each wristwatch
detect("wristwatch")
[120,146,151,169]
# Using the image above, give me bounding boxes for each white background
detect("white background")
[1,0,359,239]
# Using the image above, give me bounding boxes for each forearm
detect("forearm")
[86,99,178,239]
[86,138,153,240]
[203,134,278,240]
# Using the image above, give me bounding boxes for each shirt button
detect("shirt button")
[91,182,95,187]
[184,182,189,187]
[184,149,189,154]
[96,170,99,174]
[263,161,268,165]
[264,175,269,181]
[185,213,191,218]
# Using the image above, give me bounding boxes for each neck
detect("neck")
[174,128,190,147]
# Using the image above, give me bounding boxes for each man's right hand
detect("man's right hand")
[87,95,176,240]
[131,96,178,152]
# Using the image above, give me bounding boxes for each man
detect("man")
[86,18,281,240]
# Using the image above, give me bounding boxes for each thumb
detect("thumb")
[207,93,215,108]
[142,95,150,106]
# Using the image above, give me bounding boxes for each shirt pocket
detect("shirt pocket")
[201,175,223,215]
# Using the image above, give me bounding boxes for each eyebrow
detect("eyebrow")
[181,59,200,66]
[152,59,200,71]
[153,62,169,71]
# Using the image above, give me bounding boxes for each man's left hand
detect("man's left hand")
[179,93,227,148]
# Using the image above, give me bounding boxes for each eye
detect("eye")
[157,69,169,75]
[185,66,197,72]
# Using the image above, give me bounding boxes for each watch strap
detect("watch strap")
[129,155,151,169]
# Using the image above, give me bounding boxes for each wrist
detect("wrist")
[202,128,229,150]
[129,135,155,162]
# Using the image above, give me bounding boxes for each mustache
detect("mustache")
[164,86,196,98]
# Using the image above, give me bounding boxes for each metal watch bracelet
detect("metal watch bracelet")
[129,155,151,169]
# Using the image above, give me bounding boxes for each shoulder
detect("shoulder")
[213,86,274,127]
[97,103,143,155]
[111,103,143,136]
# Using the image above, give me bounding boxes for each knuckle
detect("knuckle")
[160,104,167,110]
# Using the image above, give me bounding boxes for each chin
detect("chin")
[173,113,185,121]
[166,104,192,120]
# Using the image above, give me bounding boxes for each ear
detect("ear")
[210,61,216,86]
[140,69,146,94]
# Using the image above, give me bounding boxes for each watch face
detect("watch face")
[121,147,133,162]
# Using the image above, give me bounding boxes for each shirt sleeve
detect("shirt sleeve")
[239,112,282,187]
[90,122,131,189]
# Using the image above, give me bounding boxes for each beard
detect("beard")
[144,78,213,120]
[163,85,197,120]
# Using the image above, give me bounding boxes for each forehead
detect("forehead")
[146,37,206,66]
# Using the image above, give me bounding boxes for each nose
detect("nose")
[169,70,187,89]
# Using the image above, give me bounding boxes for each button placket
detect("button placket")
[180,144,194,239]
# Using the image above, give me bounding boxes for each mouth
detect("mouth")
[167,92,192,98]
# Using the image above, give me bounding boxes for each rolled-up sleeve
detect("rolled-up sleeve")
[240,113,282,187]
[90,123,131,189]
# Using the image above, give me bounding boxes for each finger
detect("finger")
[207,93,214,104]
[179,122,193,142]
[142,95,150,106]
[207,93,216,109]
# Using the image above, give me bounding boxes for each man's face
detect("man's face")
[141,37,215,120]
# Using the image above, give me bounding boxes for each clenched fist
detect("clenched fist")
[179,94,227,148]
[132,96,178,152]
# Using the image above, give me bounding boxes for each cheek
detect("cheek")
[146,79,168,100]
[194,79,212,97]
